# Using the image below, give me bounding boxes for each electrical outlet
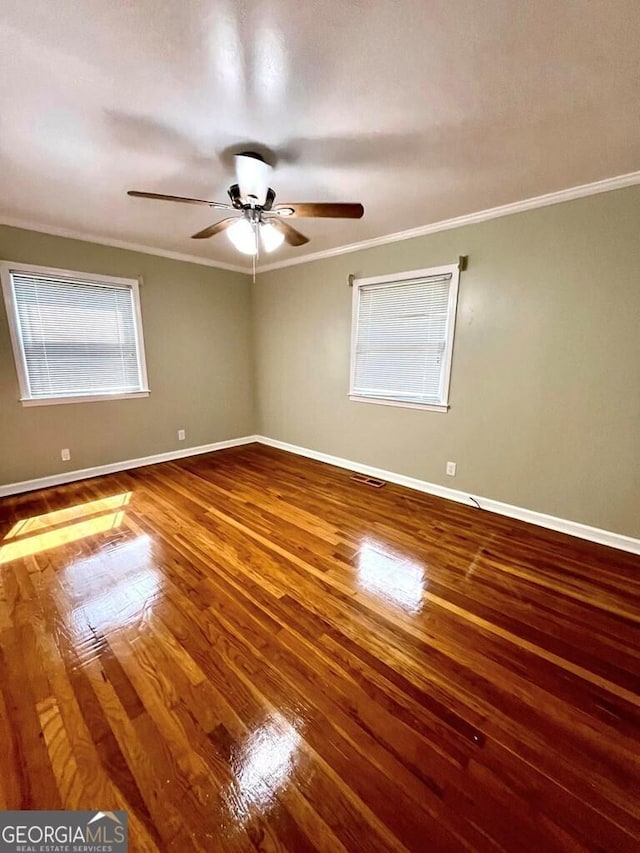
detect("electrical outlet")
[446,461,456,476]
[61,448,71,462]
[178,429,186,441]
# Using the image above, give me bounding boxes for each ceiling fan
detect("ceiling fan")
[127,152,364,257]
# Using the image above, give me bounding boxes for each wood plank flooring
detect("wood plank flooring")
[0,442,639,851]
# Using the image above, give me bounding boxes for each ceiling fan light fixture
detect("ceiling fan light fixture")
[227,218,258,255]
[260,222,285,252]
[127,164,364,254]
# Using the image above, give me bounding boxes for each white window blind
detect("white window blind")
[350,265,459,411]
[1,264,149,405]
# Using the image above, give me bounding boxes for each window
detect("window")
[350,263,460,412]
[1,262,149,406]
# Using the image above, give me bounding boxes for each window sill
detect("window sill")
[20,390,150,407]
[348,394,449,413]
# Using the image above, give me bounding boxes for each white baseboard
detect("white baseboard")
[2,432,638,555]
[255,436,640,556]
[0,436,259,498]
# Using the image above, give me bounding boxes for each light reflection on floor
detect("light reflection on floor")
[0,512,127,564]
[61,534,161,641]
[4,493,131,540]
[0,492,132,564]
[356,537,426,614]
[1,491,161,646]
[227,713,302,823]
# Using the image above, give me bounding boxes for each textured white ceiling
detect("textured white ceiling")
[1,0,639,270]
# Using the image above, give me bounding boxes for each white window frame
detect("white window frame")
[349,263,460,413]
[0,261,150,407]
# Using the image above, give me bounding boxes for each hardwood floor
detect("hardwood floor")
[0,443,639,851]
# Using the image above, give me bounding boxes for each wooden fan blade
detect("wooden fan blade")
[128,190,230,209]
[269,217,309,246]
[191,218,238,239]
[275,202,364,219]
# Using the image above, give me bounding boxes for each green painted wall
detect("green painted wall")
[253,186,640,538]
[0,226,254,483]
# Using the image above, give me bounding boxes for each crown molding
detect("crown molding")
[0,215,252,275]
[256,169,640,273]
[3,169,639,276]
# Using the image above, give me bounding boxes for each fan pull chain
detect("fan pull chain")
[252,220,259,283]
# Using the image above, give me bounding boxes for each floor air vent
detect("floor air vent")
[351,474,386,488]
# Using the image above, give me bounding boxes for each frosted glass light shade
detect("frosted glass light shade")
[261,222,285,252]
[234,154,272,205]
[227,219,258,255]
